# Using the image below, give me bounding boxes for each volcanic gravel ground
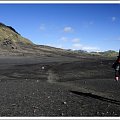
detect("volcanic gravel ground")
[0,56,120,116]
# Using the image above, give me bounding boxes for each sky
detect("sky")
[0,3,120,52]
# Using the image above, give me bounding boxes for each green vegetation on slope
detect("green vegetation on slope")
[0,22,119,58]
[0,23,33,45]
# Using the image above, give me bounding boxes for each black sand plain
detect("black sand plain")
[0,55,120,117]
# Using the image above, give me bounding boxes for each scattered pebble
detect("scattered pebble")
[34,109,37,113]
[115,113,118,115]
[11,104,16,106]
[36,80,39,82]
[62,101,67,105]
[97,111,99,114]
[61,113,64,116]
[42,66,45,70]
[33,106,39,109]
[106,111,109,114]
[102,112,105,115]
[48,96,50,99]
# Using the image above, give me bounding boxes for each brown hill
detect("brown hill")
[0,22,117,58]
[0,23,34,55]
[0,22,86,57]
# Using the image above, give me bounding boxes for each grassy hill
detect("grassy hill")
[0,22,118,58]
[0,22,92,57]
[0,23,32,45]
[0,23,34,55]
[90,50,118,57]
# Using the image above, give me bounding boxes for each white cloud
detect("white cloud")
[60,37,68,42]
[40,24,45,31]
[82,46,100,52]
[112,17,116,22]
[63,26,73,33]
[72,43,100,52]
[73,43,83,49]
[71,38,80,43]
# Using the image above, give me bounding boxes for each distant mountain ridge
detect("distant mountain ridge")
[74,49,118,57]
[91,50,118,57]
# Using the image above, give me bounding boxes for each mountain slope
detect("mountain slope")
[0,22,87,57]
[0,23,71,56]
[0,23,33,53]
[0,22,118,58]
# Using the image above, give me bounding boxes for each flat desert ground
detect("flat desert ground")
[0,55,120,117]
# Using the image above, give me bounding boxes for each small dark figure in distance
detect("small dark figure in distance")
[112,50,120,81]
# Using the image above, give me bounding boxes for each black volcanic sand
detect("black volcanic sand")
[0,56,120,116]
